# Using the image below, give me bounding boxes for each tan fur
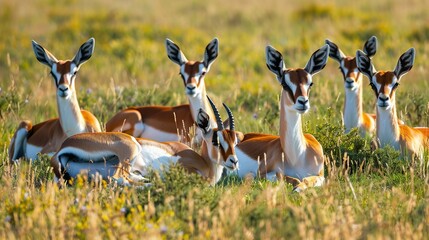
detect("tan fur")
[106,46,217,144]
[9,86,100,162]
[362,112,376,134]
[340,56,375,135]
[51,132,140,179]
[372,71,428,159]
[51,127,238,185]
[106,105,194,141]
[9,39,101,162]
[237,70,325,190]
[415,127,429,138]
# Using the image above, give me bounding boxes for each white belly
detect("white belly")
[26,144,47,160]
[140,145,180,172]
[283,157,323,181]
[141,125,181,142]
[234,148,260,178]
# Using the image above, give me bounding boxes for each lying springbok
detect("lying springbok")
[51,97,239,186]
[235,44,329,192]
[106,38,219,145]
[356,48,429,160]
[8,38,101,162]
[325,36,377,136]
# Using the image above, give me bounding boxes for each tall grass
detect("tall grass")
[1,0,429,238]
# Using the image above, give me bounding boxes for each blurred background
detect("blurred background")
[1,1,429,238]
[1,0,428,139]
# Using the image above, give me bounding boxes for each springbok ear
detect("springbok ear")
[356,50,375,80]
[325,39,345,64]
[363,36,377,58]
[196,108,211,134]
[266,45,286,82]
[304,44,329,75]
[72,38,95,68]
[32,40,58,67]
[166,38,188,66]
[394,48,415,80]
[203,38,219,70]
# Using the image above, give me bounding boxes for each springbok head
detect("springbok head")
[32,38,95,99]
[356,48,415,110]
[166,38,218,97]
[325,36,377,91]
[265,44,330,113]
[196,96,239,170]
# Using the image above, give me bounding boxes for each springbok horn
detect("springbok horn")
[222,103,234,131]
[207,96,224,130]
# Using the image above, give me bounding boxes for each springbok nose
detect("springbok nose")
[59,86,69,92]
[229,157,238,165]
[379,96,389,102]
[345,78,354,84]
[187,85,196,90]
[297,99,309,105]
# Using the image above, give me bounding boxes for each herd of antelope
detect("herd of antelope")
[7,36,429,192]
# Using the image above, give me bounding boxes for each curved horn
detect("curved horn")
[222,103,234,131]
[207,96,224,130]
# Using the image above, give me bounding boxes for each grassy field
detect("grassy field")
[1,0,429,238]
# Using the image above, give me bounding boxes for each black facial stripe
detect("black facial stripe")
[392,82,399,91]
[212,131,219,147]
[50,71,60,88]
[179,72,186,84]
[339,66,347,80]
[281,78,295,102]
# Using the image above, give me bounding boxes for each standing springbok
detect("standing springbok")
[325,36,378,136]
[8,38,101,162]
[105,38,219,144]
[356,48,429,160]
[235,44,329,192]
[51,97,239,186]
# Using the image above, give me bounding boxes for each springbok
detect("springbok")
[325,36,377,136]
[356,48,429,160]
[235,44,329,192]
[105,38,219,145]
[51,97,239,186]
[8,38,101,162]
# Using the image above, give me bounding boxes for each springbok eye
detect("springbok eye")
[72,71,78,76]
[201,71,206,77]
[392,82,399,90]
[309,82,313,87]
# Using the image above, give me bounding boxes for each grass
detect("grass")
[1,0,429,238]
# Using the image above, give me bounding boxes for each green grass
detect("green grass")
[1,0,429,238]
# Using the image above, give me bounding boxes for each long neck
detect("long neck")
[376,95,400,148]
[279,91,306,161]
[187,84,216,127]
[57,91,86,137]
[343,79,363,133]
[201,143,224,185]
